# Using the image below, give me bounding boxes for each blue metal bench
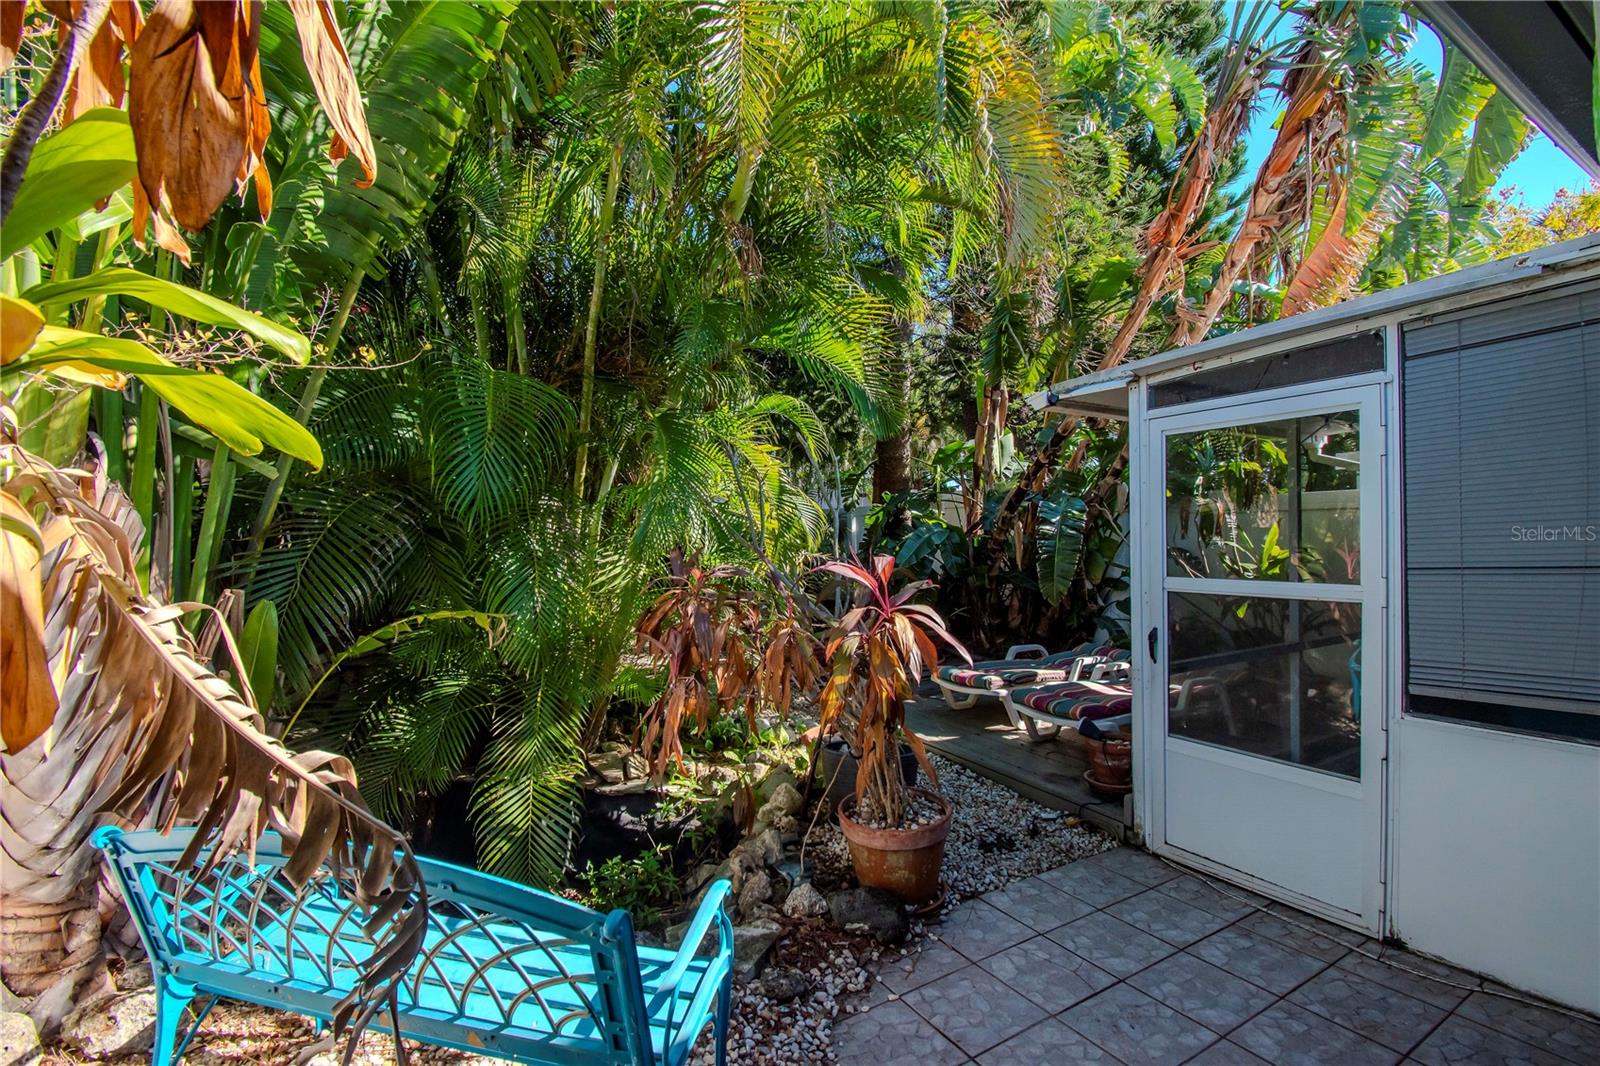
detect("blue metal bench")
[94,827,733,1066]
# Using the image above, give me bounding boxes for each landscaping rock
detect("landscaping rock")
[762,782,803,818]
[730,827,782,868]
[781,881,828,918]
[826,886,908,944]
[730,919,782,979]
[690,858,738,909]
[60,990,155,1059]
[736,869,773,919]
[113,960,153,993]
[591,748,629,782]
[0,1012,39,1066]
[754,967,810,1003]
[594,777,652,796]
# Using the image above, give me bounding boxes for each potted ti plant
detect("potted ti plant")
[816,555,970,905]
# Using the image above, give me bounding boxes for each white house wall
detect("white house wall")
[1390,715,1600,1013]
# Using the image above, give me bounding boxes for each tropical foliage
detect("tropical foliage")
[0,0,1575,1045]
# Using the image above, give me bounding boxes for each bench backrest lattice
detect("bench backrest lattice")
[96,827,734,1066]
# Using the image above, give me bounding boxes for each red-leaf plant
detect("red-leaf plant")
[815,555,970,829]
[634,555,822,778]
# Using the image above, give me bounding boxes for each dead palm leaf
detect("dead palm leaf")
[0,442,425,1053]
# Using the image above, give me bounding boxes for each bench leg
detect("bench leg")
[713,971,733,1066]
[151,980,196,1066]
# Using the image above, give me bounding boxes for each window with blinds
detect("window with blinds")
[1402,281,1600,742]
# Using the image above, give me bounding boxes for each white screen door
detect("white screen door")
[1143,384,1385,931]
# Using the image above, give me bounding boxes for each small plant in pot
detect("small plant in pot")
[815,555,970,905]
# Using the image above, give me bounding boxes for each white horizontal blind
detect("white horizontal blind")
[1403,282,1600,718]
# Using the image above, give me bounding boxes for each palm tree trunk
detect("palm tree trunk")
[0,0,110,223]
[1171,64,1334,345]
[573,142,624,499]
[979,70,1262,571]
[0,886,110,1038]
[872,432,911,503]
[872,309,915,506]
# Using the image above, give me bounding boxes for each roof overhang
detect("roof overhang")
[1025,234,1600,419]
[1414,1,1599,179]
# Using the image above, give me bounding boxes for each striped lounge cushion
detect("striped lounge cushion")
[937,644,1105,690]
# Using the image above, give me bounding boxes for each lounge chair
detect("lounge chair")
[1003,654,1133,740]
[1005,661,1237,743]
[933,642,1109,714]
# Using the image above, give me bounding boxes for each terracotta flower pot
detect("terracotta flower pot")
[1084,737,1132,798]
[836,787,952,905]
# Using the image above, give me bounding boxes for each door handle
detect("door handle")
[1147,626,1159,662]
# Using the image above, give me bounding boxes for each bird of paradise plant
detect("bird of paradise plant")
[815,555,969,829]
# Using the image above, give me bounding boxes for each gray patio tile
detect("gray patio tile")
[1288,967,1449,1053]
[1236,910,1361,962]
[932,898,1035,962]
[981,874,1096,933]
[1409,1014,1575,1066]
[1183,1041,1274,1065]
[879,940,970,994]
[979,935,1117,1013]
[902,965,1048,1057]
[1230,1001,1400,1066]
[1453,989,1600,1064]
[830,999,970,1066]
[1060,984,1220,1066]
[1153,874,1265,921]
[976,1018,1125,1066]
[1083,847,1183,887]
[1046,911,1179,978]
[1107,888,1236,947]
[1187,927,1330,995]
[1127,951,1276,1033]
[1334,944,1478,1011]
[1039,858,1149,908]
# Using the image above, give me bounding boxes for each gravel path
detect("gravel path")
[809,753,1117,902]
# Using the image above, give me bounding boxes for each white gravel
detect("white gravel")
[810,752,1117,901]
[685,929,882,1066]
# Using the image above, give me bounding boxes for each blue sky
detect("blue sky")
[1236,20,1592,209]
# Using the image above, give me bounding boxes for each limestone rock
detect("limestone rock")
[736,869,774,920]
[0,1012,39,1066]
[781,881,828,918]
[761,782,803,818]
[113,960,153,993]
[731,827,783,867]
[826,886,908,944]
[755,967,811,1003]
[60,990,155,1060]
[731,919,782,979]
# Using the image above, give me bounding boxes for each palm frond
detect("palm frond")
[1,446,423,1048]
[423,354,575,527]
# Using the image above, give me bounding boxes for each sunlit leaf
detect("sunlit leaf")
[25,268,312,363]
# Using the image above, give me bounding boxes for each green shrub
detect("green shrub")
[580,848,679,927]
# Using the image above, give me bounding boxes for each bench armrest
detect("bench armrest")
[1005,644,1048,660]
[662,880,733,990]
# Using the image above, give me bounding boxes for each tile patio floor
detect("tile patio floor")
[833,847,1600,1066]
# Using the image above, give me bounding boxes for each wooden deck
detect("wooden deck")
[907,691,1132,839]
